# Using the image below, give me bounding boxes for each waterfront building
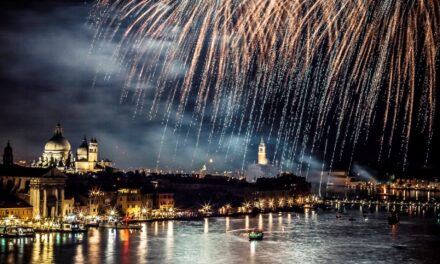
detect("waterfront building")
[0,196,33,219]
[0,165,67,218]
[31,123,113,173]
[116,188,143,217]
[248,173,311,210]
[1,144,67,218]
[245,138,281,182]
[29,169,66,218]
[88,189,106,216]
[63,197,75,216]
[156,193,174,211]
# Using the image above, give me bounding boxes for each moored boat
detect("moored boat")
[99,220,117,228]
[50,223,61,232]
[114,222,142,230]
[1,226,35,238]
[85,220,100,228]
[61,223,72,232]
[19,227,36,237]
[61,222,87,232]
[71,222,87,232]
[1,226,19,238]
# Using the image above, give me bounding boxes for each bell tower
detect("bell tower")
[3,141,13,166]
[88,137,98,162]
[258,138,268,165]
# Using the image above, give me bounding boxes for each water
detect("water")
[1,211,440,264]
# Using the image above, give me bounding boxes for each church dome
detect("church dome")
[44,124,71,153]
[76,137,88,160]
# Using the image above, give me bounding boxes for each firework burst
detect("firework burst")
[90,0,439,172]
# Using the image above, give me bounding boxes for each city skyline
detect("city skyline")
[0,0,438,175]
[1,1,439,263]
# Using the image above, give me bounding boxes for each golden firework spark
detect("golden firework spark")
[91,0,439,171]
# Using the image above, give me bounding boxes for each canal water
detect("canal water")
[1,211,440,264]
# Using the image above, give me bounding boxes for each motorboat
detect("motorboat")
[388,212,399,225]
[248,229,264,241]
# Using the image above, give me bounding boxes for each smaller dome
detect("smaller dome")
[77,137,88,160]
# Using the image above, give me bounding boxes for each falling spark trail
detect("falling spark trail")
[91,0,439,171]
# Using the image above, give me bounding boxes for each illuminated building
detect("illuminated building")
[258,138,268,165]
[75,137,108,173]
[156,193,174,211]
[245,137,281,182]
[31,123,113,173]
[116,188,153,218]
[63,197,75,216]
[0,165,67,219]
[0,197,33,219]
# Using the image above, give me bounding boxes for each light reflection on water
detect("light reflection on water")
[1,211,440,264]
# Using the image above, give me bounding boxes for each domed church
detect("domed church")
[42,124,71,162]
[32,124,112,173]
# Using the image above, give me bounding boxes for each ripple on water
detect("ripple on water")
[0,211,439,264]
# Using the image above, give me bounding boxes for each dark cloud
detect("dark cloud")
[0,0,438,175]
[0,1,255,171]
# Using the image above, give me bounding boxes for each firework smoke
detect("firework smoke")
[90,0,439,171]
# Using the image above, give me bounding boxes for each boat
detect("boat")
[50,223,61,232]
[338,207,348,215]
[303,203,316,210]
[61,223,72,232]
[99,221,117,228]
[114,222,142,230]
[85,220,100,228]
[1,226,19,238]
[392,245,407,250]
[388,212,399,225]
[19,227,36,237]
[248,229,264,241]
[71,222,87,232]
[100,219,142,230]
[1,226,35,238]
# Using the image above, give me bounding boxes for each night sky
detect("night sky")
[0,0,439,176]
